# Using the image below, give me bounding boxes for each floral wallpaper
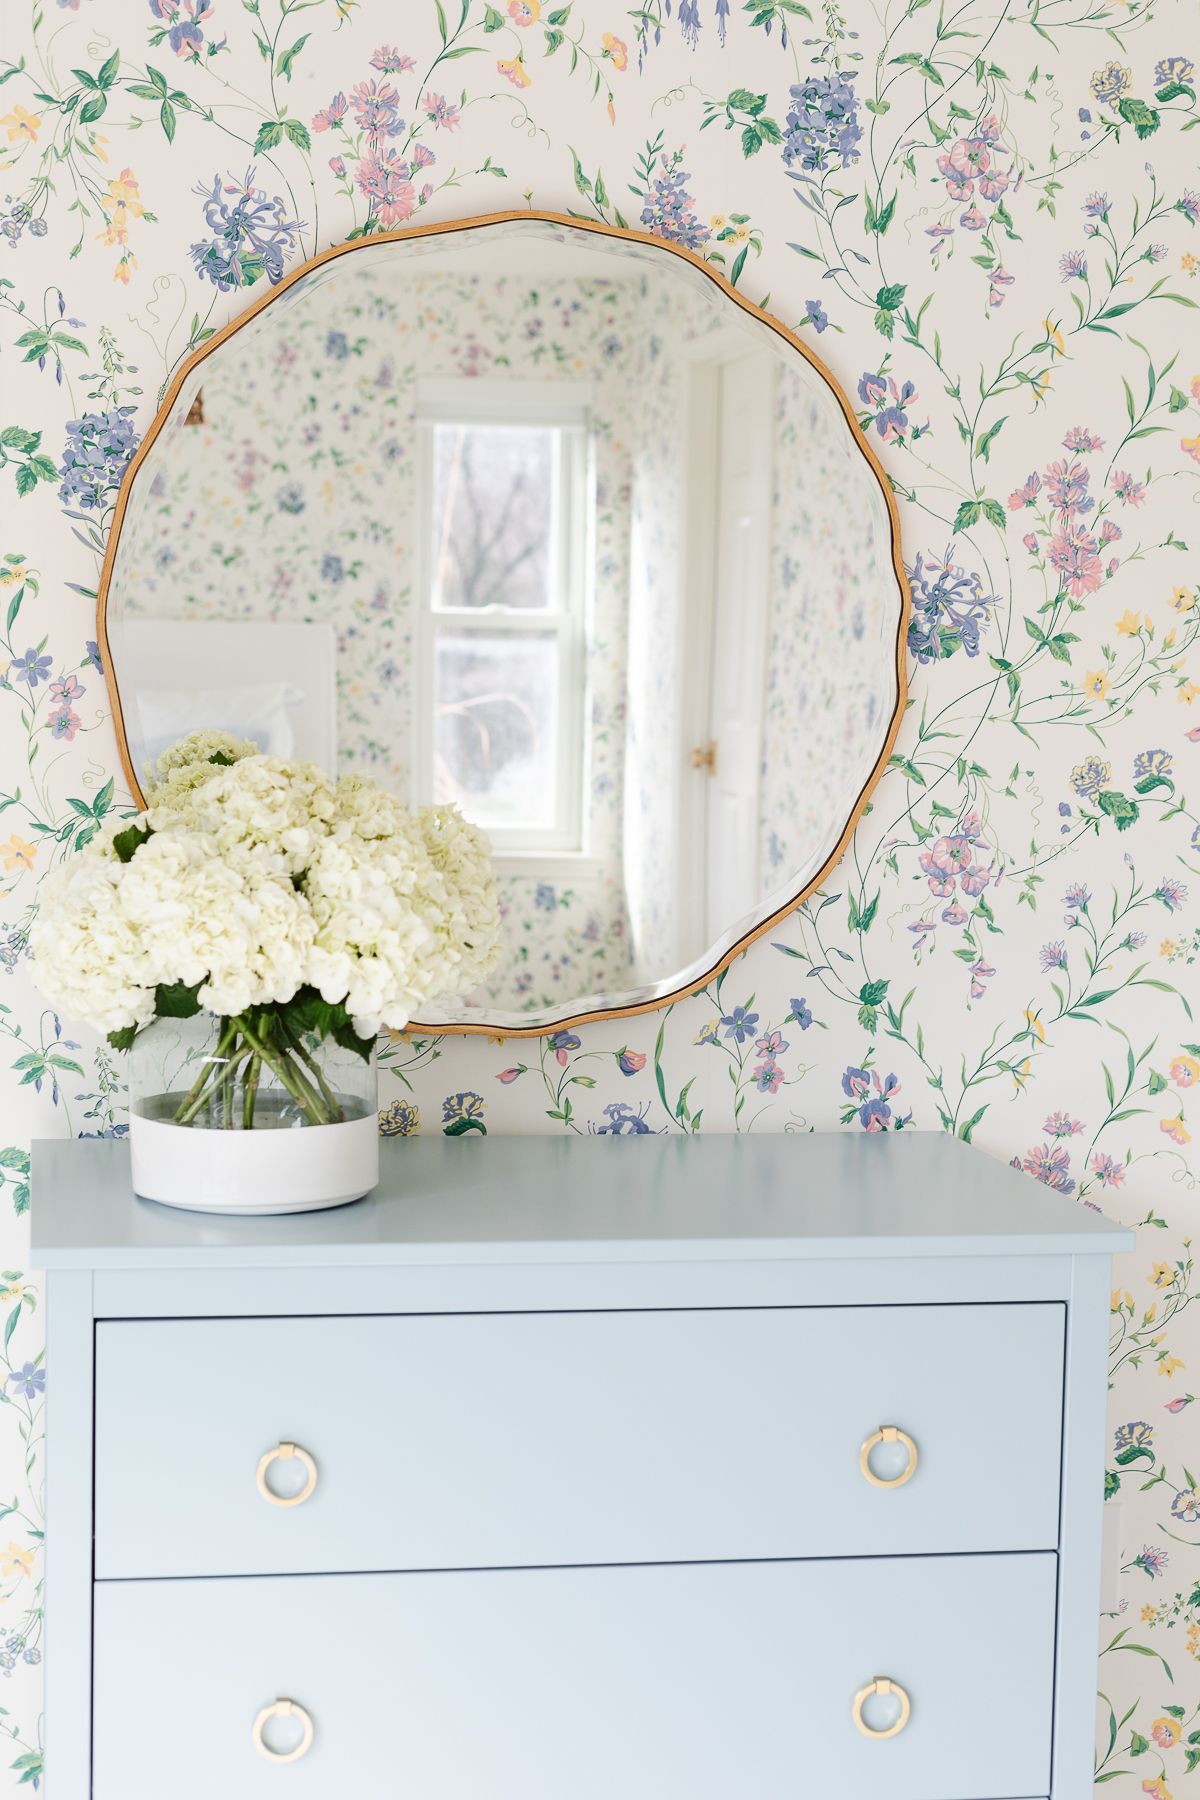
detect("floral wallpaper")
[1,0,1199,1786]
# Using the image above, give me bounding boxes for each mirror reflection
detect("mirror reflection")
[104,218,903,1029]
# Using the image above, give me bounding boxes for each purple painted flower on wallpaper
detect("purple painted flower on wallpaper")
[549,1031,581,1066]
[782,71,861,173]
[1134,749,1172,781]
[1090,1152,1127,1187]
[48,706,80,741]
[788,996,813,1030]
[1045,1111,1084,1137]
[858,370,924,443]
[906,546,998,663]
[378,1098,419,1136]
[969,958,994,1000]
[370,45,417,72]
[150,0,222,61]
[1110,469,1147,506]
[1060,249,1088,281]
[639,154,711,251]
[1132,1544,1168,1578]
[1064,883,1092,911]
[1044,458,1094,517]
[58,407,138,513]
[616,1047,647,1075]
[720,1005,759,1044]
[313,93,348,132]
[803,297,829,333]
[1178,189,1200,226]
[1040,941,1068,972]
[6,1363,43,1399]
[534,883,557,912]
[842,1066,910,1131]
[8,649,52,689]
[1114,1420,1153,1453]
[350,78,404,141]
[1021,1141,1075,1194]
[190,167,303,291]
[1155,56,1195,87]
[593,1101,654,1135]
[423,90,461,131]
[441,1091,485,1135]
[1047,525,1103,599]
[1071,755,1111,799]
[754,1061,784,1093]
[1064,426,1105,452]
[355,148,417,228]
[1155,878,1188,912]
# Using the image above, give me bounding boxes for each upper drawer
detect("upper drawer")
[94,1301,1064,1579]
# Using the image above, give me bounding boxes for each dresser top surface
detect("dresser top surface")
[31,1130,1131,1270]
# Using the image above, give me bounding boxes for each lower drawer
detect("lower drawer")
[93,1552,1056,1800]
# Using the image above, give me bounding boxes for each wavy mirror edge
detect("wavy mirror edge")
[95,208,911,1040]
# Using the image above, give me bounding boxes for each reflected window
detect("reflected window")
[417,379,590,852]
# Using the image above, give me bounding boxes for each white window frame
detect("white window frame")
[414,379,593,860]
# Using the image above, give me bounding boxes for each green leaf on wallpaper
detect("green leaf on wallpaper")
[1134,772,1174,796]
[864,191,896,235]
[78,92,107,123]
[568,147,593,197]
[160,99,176,141]
[953,496,1005,531]
[1147,1069,1168,1095]
[13,465,36,499]
[975,417,1006,462]
[1097,790,1140,831]
[483,5,504,27]
[276,33,309,80]
[865,97,890,114]
[284,118,311,151]
[97,50,120,87]
[848,892,879,934]
[5,587,23,633]
[1117,96,1160,138]
[1156,81,1196,102]
[253,119,283,153]
[1128,1732,1150,1755]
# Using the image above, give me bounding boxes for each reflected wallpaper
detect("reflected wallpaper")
[1,0,1199,1785]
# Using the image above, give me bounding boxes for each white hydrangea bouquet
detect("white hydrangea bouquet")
[32,731,500,1211]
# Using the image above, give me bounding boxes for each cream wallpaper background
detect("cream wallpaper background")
[0,0,1199,1784]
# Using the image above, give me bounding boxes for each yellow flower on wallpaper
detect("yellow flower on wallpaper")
[1172,586,1197,612]
[1116,609,1148,635]
[1158,1355,1185,1378]
[1183,435,1200,464]
[497,55,531,86]
[1161,1116,1191,1145]
[0,563,26,586]
[1172,1056,1200,1089]
[1152,1717,1182,1749]
[508,0,540,20]
[1082,669,1110,699]
[1179,680,1200,705]
[1,104,40,144]
[1042,318,1066,355]
[0,1542,34,1581]
[601,31,628,68]
[1112,1288,1133,1311]
[0,835,35,874]
[1142,1777,1172,1800]
[1150,1263,1175,1288]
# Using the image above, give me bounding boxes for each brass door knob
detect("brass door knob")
[252,1697,314,1762]
[852,1676,911,1738]
[859,1425,918,1489]
[256,1441,318,1507]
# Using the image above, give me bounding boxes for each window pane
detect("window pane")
[434,631,559,831]
[431,424,556,611]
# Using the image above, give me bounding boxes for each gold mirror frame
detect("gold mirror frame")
[96,209,910,1039]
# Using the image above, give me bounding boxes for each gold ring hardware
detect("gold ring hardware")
[858,1425,918,1489]
[252,1697,314,1763]
[256,1442,318,1507]
[852,1676,911,1739]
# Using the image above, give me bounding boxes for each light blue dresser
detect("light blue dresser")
[34,1130,1131,1798]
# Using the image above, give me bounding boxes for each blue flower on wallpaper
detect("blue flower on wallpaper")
[190,165,303,291]
[720,1005,760,1044]
[639,154,711,251]
[8,648,53,688]
[906,547,998,663]
[6,1363,44,1400]
[789,996,813,1030]
[593,1101,655,1134]
[58,408,139,513]
[782,72,862,174]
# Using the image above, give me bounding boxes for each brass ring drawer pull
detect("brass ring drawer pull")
[256,1442,318,1507]
[253,1697,314,1762]
[859,1425,918,1489]
[852,1676,911,1739]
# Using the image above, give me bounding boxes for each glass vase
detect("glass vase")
[127,1013,379,1215]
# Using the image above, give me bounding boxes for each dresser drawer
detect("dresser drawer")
[93,1551,1056,1799]
[93,1302,1064,1578]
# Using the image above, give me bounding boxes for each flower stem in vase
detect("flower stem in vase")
[242,1052,261,1130]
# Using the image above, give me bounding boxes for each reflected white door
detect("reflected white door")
[703,352,774,942]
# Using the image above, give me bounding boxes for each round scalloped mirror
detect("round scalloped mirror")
[98,211,908,1036]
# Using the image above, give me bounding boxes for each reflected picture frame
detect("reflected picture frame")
[95,208,911,1038]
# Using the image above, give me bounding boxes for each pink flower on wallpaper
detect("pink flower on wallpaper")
[1047,527,1103,598]
[354,150,416,226]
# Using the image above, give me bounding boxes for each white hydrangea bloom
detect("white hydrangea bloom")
[30,740,501,1042]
